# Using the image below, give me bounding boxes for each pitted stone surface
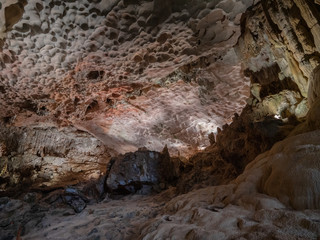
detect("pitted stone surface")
[0,0,253,156]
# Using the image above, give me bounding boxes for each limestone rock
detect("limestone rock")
[214,105,299,171]
[196,8,225,30]
[260,130,320,209]
[106,148,181,194]
[62,188,88,213]
[0,124,110,194]
[238,0,320,99]
[0,0,26,40]
[0,0,319,239]
[308,65,320,106]
[0,0,255,158]
[106,150,162,194]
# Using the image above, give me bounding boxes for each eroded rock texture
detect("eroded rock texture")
[204,0,320,172]
[0,124,110,195]
[106,147,183,194]
[2,129,320,240]
[1,0,320,239]
[0,0,253,157]
[237,0,320,119]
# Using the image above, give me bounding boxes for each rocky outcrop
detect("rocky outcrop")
[175,146,238,193]
[215,0,320,171]
[0,0,320,239]
[260,131,320,210]
[236,0,320,123]
[0,124,110,195]
[290,62,320,135]
[136,128,320,239]
[2,128,320,239]
[214,105,301,171]
[203,0,320,172]
[106,147,183,194]
[238,0,320,97]
[0,0,317,196]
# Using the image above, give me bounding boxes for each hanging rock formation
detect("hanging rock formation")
[205,0,320,172]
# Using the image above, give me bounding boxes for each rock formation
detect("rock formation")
[0,0,320,239]
[0,123,110,196]
[0,0,253,158]
[106,147,182,194]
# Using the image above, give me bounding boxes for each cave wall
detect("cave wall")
[239,0,320,96]
[0,0,256,194]
[0,0,27,50]
[0,125,110,194]
[238,0,320,136]
[237,0,320,120]
[206,0,320,171]
[1,2,320,239]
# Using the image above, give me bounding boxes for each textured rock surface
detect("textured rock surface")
[174,142,238,193]
[138,130,320,239]
[106,150,164,194]
[260,131,320,210]
[106,148,182,194]
[207,0,320,172]
[0,0,253,157]
[237,0,320,124]
[0,124,110,194]
[2,129,320,239]
[0,0,26,42]
[290,61,320,135]
[238,0,320,97]
[213,104,303,171]
[1,0,320,239]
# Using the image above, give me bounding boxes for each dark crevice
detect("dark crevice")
[260,77,301,99]
[261,0,282,36]
[305,0,320,23]
[87,70,104,80]
[245,64,302,98]
[290,3,316,49]
[85,100,99,115]
[15,100,38,113]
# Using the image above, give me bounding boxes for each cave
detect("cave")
[0,0,320,239]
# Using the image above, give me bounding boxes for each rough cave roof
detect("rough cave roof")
[0,0,254,156]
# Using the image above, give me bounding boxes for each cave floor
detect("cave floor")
[1,185,319,240]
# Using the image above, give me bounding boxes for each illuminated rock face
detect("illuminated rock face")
[1,1,320,240]
[237,0,320,122]
[0,124,110,191]
[0,0,319,192]
[0,0,253,157]
[209,0,320,171]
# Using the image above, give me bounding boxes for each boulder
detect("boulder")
[62,187,88,213]
[106,147,181,194]
[260,130,320,210]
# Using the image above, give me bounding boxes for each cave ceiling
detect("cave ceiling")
[0,0,255,156]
